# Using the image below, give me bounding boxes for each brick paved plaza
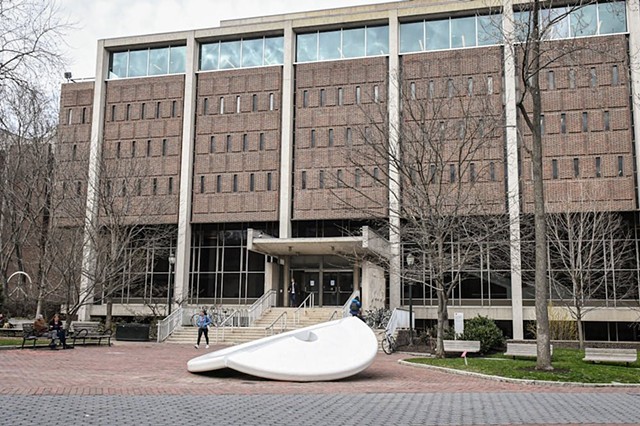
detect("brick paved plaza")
[1,342,639,425]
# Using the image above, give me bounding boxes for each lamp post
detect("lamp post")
[406,253,415,346]
[167,253,176,315]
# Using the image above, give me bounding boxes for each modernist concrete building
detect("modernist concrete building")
[58,0,640,341]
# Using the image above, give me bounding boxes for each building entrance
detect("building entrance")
[292,270,353,307]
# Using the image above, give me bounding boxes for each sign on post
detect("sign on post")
[454,312,464,336]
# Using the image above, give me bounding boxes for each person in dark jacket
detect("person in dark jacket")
[49,313,72,349]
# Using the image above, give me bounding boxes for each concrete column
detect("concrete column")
[361,261,385,310]
[279,22,295,239]
[627,0,640,205]
[174,32,198,307]
[387,11,402,310]
[503,0,524,340]
[264,259,279,295]
[78,40,108,321]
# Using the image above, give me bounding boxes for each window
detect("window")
[595,157,601,177]
[146,140,151,157]
[356,86,361,104]
[590,67,597,87]
[233,174,238,192]
[269,93,275,111]
[200,36,284,70]
[171,101,177,117]
[156,102,161,118]
[106,181,112,197]
[447,79,454,97]
[319,170,325,188]
[131,140,136,157]
[236,96,241,113]
[328,129,334,146]
[617,156,624,176]
[216,175,222,192]
[573,158,580,177]
[303,90,309,107]
[428,80,435,99]
[569,69,576,89]
[249,173,255,191]
[116,142,121,158]
[470,163,476,182]
[162,138,167,156]
[111,105,116,121]
[373,85,379,103]
[109,45,186,79]
[252,94,258,112]
[122,180,127,197]
[140,103,145,119]
[203,98,209,115]
[310,129,316,147]
[364,126,371,144]
[168,177,173,194]
[72,144,77,160]
[582,112,589,132]
[126,104,131,120]
[487,76,493,94]
[552,159,558,179]
[467,77,473,96]
[547,70,555,90]
[355,168,361,187]
[560,113,566,133]
[338,88,343,105]
[489,162,496,181]
[226,135,232,152]
[429,164,437,183]
[136,179,142,196]
[337,169,344,187]
[603,111,610,131]
[540,115,545,134]
[200,176,205,193]
[267,172,272,191]
[346,127,352,146]
[259,133,265,150]
[297,25,389,62]
[66,109,73,125]
[449,164,456,183]
[373,167,380,183]
[82,107,87,124]
[320,89,325,106]
[217,97,224,115]
[152,178,158,195]
[612,65,619,85]
[243,134,248,151]
[410,82,417,99]
[301,171,307,189]
[76,181,82,196]
[210,136,216,153]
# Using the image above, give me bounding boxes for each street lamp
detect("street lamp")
[167,253,176,315]
[406,253,415,346]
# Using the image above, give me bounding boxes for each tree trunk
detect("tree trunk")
[576,307,585,350]
[105,295,113,331]
[435,285,448,358]
[35,144,53,319]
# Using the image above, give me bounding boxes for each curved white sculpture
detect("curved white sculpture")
[187,316,378,381]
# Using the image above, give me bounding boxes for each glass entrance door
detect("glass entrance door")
[322,271,353,306]
[296,271,319,306]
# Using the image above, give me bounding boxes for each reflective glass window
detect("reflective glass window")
[366,26,389,55]
[219,40,241,69]
[342,27,365,58]
[541,7,570,39]
[128,49,148,77]
[169,46,186,73]
[200,43,219,71]
[242,38,263,67]
[318,30,341,60]
[264,36,284,64]
[514,11,531,43]
[477,15,502,46]
[110,51,128,78]
[451,16,476,48]
[598,1,626,34]
[149,47,169,75]
[297,33,318,62]
[400,21,424,53]
[571,4,598,37]
[426,19,450,50]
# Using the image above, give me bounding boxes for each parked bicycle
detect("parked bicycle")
[381,332,397,355]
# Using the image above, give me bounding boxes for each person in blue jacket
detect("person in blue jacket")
[194,309,212,349]
[349,296,362,318]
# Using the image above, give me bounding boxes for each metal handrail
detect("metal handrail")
[213,309,243,343]
[265,311,287,336]
[156,306,183,342]
[292,293,314,325]
[247,289,277,326]
[342,289,360,318]
[328,310,340,321]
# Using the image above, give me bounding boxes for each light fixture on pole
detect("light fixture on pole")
[406,253,415,346]
[167,253,176,315]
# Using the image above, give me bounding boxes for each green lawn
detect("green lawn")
[405,348,640,384]
[0,337,22,347]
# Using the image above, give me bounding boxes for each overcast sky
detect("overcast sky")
[58,0,395,80]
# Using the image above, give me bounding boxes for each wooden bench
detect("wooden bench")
[20,324,74,349]
[504,343,553,359]
[443,340,481,354]
[72,322,112,346]
[583,348,637,366]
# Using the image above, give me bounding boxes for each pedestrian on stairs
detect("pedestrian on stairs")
[194,309,211,349]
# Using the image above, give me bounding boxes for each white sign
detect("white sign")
[310,280,315,287]
[330,280,335,286]
[454,312,464,335]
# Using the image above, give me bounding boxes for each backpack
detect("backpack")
[350,300,359,312]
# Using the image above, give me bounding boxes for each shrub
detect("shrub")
[460,315,505,354]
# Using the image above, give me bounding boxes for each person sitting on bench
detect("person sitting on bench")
[49,313,72,350]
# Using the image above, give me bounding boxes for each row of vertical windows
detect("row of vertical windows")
[300,168,382,189]
[208,133,266,153]
[113,139,172,158]
[297,26,389,63]
[302,85,379,107]
[109,101,178,121]
[539,110,612,134]
[104,177,175,196]
[200,36,284,71]
[550,156,624,179]
[408,76,495,99]
[61,181,84,197]
[65,107,88,125]
[545,65,621,90]
[202,93,275,115]
[109,45,186,79]
[308,127,355,147]
[199,173,274,193]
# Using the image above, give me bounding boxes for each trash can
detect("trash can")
[115,323,150,341]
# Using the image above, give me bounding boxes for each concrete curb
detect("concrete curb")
[398,359,640,388]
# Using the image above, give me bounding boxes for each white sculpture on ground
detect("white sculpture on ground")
[187,316,378,381]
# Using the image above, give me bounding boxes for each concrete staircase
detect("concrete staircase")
[165,307,341,345]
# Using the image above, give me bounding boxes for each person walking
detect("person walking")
[194,309,211,349]
[289,277,298,307]
[349,296,362,319]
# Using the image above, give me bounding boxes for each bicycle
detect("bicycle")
[381,333,397,355]
[190,307,225,327]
